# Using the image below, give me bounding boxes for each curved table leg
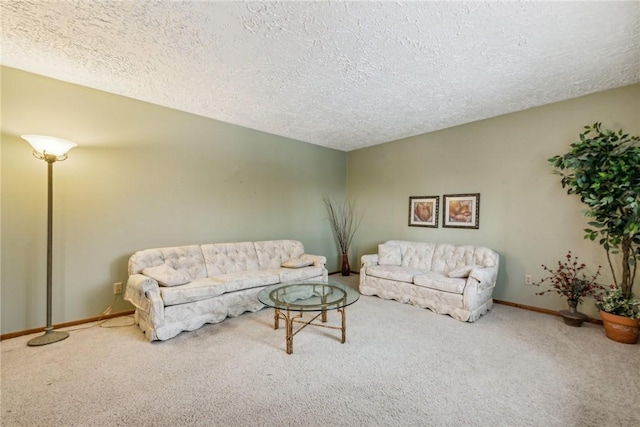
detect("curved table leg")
[339,306,346,343]
[273,308,300,354]
[272,306,348,354]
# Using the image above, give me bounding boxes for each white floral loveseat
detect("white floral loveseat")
[125,240,327,341]
[360,240,499,322]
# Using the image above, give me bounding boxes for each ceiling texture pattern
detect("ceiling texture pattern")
[1,1,639,151]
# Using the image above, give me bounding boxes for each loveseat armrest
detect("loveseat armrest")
[361,254,379,267]
[468,266,498,292]
[359,254,379,290]
[300,253,327,267]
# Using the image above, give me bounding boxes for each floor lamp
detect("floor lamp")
[22,135,77,346]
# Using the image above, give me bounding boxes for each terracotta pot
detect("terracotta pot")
[600,310,640,344]
[341,253,351,276]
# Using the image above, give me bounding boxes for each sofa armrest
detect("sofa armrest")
[300,253,327,267]
[124,274,165,324]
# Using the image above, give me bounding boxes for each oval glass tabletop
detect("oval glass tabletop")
[257,281,359,312]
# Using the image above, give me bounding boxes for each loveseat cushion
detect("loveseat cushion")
[414,272,467,294]
[378,244,401,266]
[366,265,426,283]
[160,278,226,306]
[142,264,191,287]
[384,241,436,269]
[431,244,498,274]
[447,265,478,278]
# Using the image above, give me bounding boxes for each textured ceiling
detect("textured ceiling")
[1,1,639,152]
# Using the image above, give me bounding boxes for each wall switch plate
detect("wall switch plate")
[525,274,532,285]
[113,282,123,294]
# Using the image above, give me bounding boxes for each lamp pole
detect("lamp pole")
[27,155,69,346]
[22,135,77,346]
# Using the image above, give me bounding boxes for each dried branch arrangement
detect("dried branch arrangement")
[323,196,363,255]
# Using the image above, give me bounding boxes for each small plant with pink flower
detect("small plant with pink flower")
[530,251,606,305]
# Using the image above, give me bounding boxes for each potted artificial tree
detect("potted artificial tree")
[549,123,640,343]
[323,196,363,276]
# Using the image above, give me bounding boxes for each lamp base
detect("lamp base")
[27,329,69,346]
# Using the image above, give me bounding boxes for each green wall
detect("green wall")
[347,83,640,318]
[1,67,346,334]
[2,65,638,335]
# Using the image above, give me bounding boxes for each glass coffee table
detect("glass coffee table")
[257,281,360,354]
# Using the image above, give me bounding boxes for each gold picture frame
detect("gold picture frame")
[443,193,480,229]
[409,196,439,228]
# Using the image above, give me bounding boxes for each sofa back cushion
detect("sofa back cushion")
[201,242,260,276]
[254,240,305,270]
[431,243,498,274]
[128,245,207,280]
[384,240,436,270]
[142,264,191,286]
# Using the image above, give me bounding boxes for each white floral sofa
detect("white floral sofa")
[360,240,499,322]
[125,240,327,341]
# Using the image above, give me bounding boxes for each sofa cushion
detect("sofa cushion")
[378,244,401,266]
[282,258,314,268]
[366,265,426,283]
[160,278,226,306]
[414,272,467,294]
[447,265,478,278]
[254,240,305,270]
[201,242,260,276]
[142,264,190,287]
[129,245,207,279]
[215,271,281,293]
[278,266,326,283]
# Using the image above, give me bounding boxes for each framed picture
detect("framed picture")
[409,196,439,228]
[443,193,480,229]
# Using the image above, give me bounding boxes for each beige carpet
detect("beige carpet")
[1,274,638,426]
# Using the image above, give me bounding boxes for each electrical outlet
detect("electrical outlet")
[525,274,532,285]
[113,282,123,294]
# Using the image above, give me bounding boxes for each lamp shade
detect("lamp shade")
[22,135,78,156]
